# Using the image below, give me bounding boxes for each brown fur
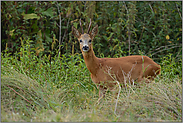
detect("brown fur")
[72,21,161,98]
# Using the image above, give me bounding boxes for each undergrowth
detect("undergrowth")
[1,39,182,122]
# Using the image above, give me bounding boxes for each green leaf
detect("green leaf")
[42,8,54,17]
[22,13,40,20]
[73,22,78,28]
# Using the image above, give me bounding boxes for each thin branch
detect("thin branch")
[175,3,182,19]
[151,45,181,56]
[56,2,62,57]
[61,18,70,46]
[6,85,32,104]
[56,23,60,28]
[114,80,121,115]
[148,44,174,54]
[175,48,182,60]
[149,3,154,14]
[138,26,145,42]
[147,44,180,55]
[123,1,131,56]
[56,18,66,28]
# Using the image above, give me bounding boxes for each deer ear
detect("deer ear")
[72,26,81,38]
[90,24,98,39]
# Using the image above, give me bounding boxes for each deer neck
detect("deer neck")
[82,47,99,75]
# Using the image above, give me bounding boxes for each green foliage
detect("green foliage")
[1,1,182,61]
[1,37,97,121]
[1,37,182,122]
[1,38,93,91]
[160,53,182,80]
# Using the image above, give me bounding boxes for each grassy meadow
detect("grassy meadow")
[1,41,182,122]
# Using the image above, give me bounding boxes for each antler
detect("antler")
[87,18,92,34]
[80,18,84,34]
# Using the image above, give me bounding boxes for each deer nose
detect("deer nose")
[82,45,89,52]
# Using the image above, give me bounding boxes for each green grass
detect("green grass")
[1,44,182,122]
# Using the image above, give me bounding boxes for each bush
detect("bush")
[1,1,182,62]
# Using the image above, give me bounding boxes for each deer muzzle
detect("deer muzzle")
[82,45,89,52]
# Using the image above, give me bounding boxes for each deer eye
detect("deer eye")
[80,40,82,43]
[89,40,91,43]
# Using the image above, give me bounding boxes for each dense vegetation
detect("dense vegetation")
[1,1,182,122]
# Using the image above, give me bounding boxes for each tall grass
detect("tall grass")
[1,39,182,122]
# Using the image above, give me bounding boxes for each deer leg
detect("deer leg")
[99,90,104,98]
[138,72,152,84]
[97,87,107,104]
[138,77,151,83]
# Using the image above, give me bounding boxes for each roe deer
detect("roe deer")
[72,19,161,98]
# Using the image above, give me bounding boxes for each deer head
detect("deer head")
[72,19,98,53]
